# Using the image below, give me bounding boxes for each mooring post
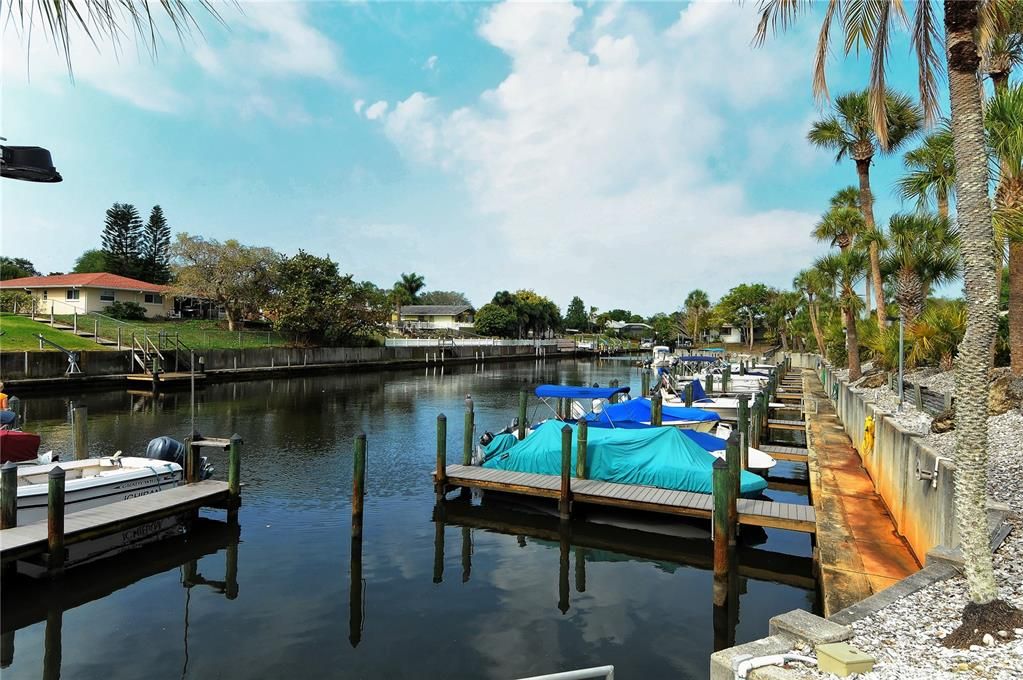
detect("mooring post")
[737,394,750,470]
[750,398,760,448]
[435,414,448,499]
[463,396,474,465]
[575,418,588,479]
[228,434,242,518]
[72,405,88,460]
[47,466,66,576]
[651,392,663,426]
[641,370,650,396]
[711,458,732,576]
[352,433,366,539]
[725,430,740,545]
[1,462,17,529]
[722,365,731,392]
[706,373,714,393]
[684,382,693,407]
[186,434,201,484]
[740,360,747,376]
[559,424,572,520]
[518,389,528,439]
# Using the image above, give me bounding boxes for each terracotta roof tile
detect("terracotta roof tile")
[0,273,170,293]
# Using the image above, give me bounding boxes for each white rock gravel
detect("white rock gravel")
[791,368,1023,680]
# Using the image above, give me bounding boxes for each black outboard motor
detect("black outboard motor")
[147,436,185,465]
[479,431,495,447]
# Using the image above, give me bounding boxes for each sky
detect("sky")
[1,1,949,316]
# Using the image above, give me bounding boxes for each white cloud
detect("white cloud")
[364,100,389,120]
[423,55,439,71]
[370,1,820,312]
[354,99,366,114]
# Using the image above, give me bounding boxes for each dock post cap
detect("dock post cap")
[229,433,243,444]
[737,393,750,403]
[0,461,16,471]
[712,457,728,470]
[726,429,741,447]
[49,465,65,478]
[437,413,447,422]
[561,424,573,433]
[576,417,586,425]
[355,432,367,441]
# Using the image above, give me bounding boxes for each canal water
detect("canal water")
[1,358,816,679]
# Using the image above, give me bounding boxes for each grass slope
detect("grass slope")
[0,314,105,352]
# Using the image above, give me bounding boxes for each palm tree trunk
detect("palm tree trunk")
[844,305,861,381]
[855,159,888,326]
[993,72,1010,313]
[748,311,754,351]
[1010,242,1023,375]
[937,192,949,220]
[864,272,872,319]
[945,0,998,606]
[810,302,827,356]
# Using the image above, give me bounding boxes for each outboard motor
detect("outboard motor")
[479,431,495,447]
[146,436,215,480]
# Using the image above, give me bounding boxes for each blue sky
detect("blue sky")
[1,1,947,315]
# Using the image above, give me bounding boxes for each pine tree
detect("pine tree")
[141,205,172,284]
[101,203,143,278]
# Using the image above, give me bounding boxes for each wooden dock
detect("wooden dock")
[766,418,806,431]
[439,465,816,534]
[1,480,231,565]
[760,444,810,462]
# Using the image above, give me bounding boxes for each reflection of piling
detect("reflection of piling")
[518,390,528,439]
[226,539,239,600]
[42,606,61,680]
[558,523,570,614]
[47,467,66,576]
[461,526,472,583]
[349,535,363,647]
[432,508,445,584]
[435,414,447,501]
[352,434,366,539]
[1,462,17,529]
[0,630,13,669]
[575,419,588,479]
[574,546,586,593]
[559,425,572,520]
[712,551,740,652]
[463,397,474,465]
[72,405,88,460]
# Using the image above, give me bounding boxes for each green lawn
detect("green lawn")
[84,317,290,350]
[0,314,105,352]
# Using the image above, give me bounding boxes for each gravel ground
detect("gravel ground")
[791,368,1023,680]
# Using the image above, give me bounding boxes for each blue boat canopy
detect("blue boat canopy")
[534,385,631,400]
[586,397,719,427]
[674,356,719,363]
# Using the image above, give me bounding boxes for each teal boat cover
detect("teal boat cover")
[482,432,520,458]
[483,420,767,496]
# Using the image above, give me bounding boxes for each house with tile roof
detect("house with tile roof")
[393,304,476,331]
[0,273,173,318]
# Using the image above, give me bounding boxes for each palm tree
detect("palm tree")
[814,249,867,381]
[684,289,710,343]
[981,0,1023,94]
[898,121,956,219]
[755,2,1010,634]
[813,206,865,253]
[808,89,923,327]
[986,84,1023,374]
[3,1,228,70]
[829,186,861,210]
[794,268,829,356]
[882,214,960,323]
[394,272,426,304]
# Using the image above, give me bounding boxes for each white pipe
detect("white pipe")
[732,654,816,680]
[516,666,614,680]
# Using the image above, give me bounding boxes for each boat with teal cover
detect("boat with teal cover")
[482,420,768,496]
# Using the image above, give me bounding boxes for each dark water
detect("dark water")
[1,359,816,679]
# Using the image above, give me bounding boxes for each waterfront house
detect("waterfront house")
[394,304,475,331]
[0,273,173,318]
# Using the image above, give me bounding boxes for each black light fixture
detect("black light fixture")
[1,144,62,183]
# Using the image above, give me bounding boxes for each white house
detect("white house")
[0,273,173,318]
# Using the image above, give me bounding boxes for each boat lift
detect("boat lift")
[35,334,82,375]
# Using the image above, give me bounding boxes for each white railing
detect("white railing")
[385,338,562,348]
[398,321,475,330]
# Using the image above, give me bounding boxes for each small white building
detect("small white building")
[394,305,476,331]
[0,273,173,318]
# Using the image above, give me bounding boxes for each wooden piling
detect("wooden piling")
[186,435,201,484]
[463,397,474,465]
[575,418,588,479]
[436,414,448,498]
[725,430,740,544]
[641,371,650,396]
[706,373,714,393]
[518,390,528,439]
[651,393,663,426]
[72,405,88,461]
[684,382,693,407]
[1,462,17,529]
[47,466,65,575]
[228,434,242,513]
[737,394,750,470]
[722,365,731,392]
[559,425,572,520]
[352,433,366,539]
[913,383,923,409]
[711,458,733,582]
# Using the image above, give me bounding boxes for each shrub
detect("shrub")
[104,301,147,320]
[0,290,32,313]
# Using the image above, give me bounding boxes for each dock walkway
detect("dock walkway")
[441,465,816,534]
[0,480,230,564]
[803,370,919,616]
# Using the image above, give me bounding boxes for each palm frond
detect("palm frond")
[753,0,815,46]
[911,0,942,125]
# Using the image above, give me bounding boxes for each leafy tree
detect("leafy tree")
[512,290,562,337]
[72,249,109,273]
[564,296,588,330]
[683,289,710,342]
[140,205,172,284]
[171,233,279,331]
[0,256,40,280]
[765,289,802,351]
[716,283,771,350]
[474,303,518,337]
[101,203,143,278]
[418,290,471,306]
[881,214,960,323]
[605,309,632,322]
[264,251,387,345]
[807,88,923,326]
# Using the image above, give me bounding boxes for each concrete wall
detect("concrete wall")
[819,361,958,561]
[1,343,554,380]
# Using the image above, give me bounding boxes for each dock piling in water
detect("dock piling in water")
[737,394,750,470]
[463,396,474,465]
[72,406,88,461]
[725,430,740,544]
[641,371,650,396]
[711,458,735,586]
[1,462,16,529]
[559,425,572,520]
[684,382,693,407]
[47,467,66,575]
[722,365,731,392]
[576,418,588,479]
[518,390,528,439]
[352,433,366,539]
[435,414,448,499]
[651,393,663,426]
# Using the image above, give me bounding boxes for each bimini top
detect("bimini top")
[675,356,720,363]
[534,385,632,400]
[586,397,720,427]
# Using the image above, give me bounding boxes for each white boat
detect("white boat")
[650,345,673,369]
[712,423,777,471]
[660,388,787,422]
[15,456,185,525]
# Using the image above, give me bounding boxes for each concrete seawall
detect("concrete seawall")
[787,353,958,562]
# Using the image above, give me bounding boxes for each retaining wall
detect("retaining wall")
[817,360,958,561]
